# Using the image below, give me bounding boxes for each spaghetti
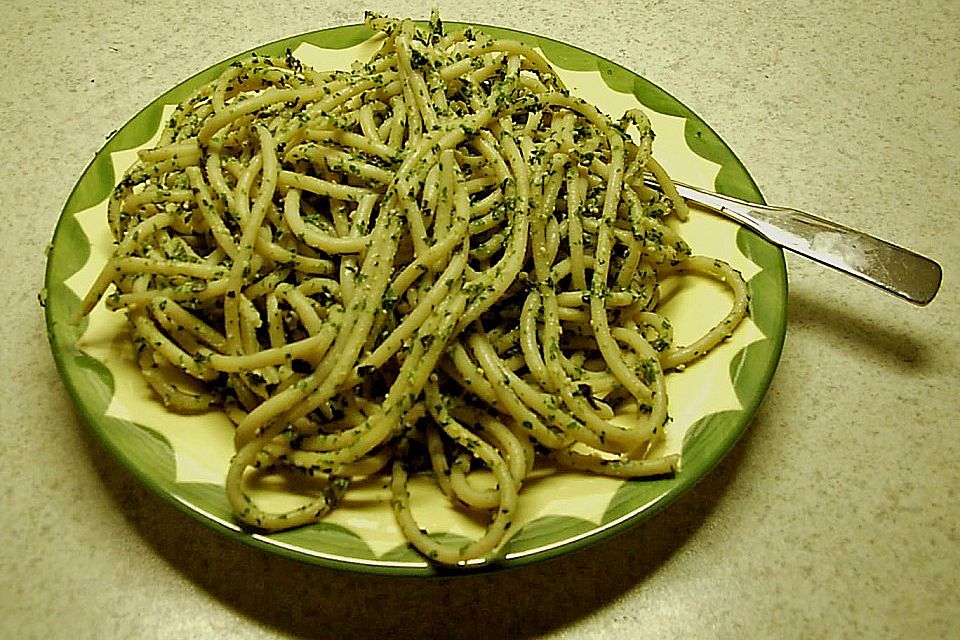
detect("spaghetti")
[75,12,748,565]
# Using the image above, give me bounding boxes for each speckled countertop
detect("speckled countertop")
[2,1,958,638]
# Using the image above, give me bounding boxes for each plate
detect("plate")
[44,22,787,576]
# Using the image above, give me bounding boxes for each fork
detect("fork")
[645,176,943,305]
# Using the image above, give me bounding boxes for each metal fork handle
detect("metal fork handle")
[649,177,942,305]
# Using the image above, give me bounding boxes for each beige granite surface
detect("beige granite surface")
[2,0,958,638]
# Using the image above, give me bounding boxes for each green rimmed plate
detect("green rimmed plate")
[44,22,787,576]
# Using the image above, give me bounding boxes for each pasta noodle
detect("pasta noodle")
[74,11,748,566]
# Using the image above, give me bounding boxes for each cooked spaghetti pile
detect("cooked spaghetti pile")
[76,12,747,565]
